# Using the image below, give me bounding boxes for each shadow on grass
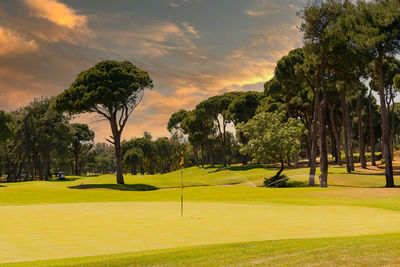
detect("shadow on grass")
[68,183,158,191]
[49,177,81,182]
[206,164,277,173]
[286,181,309,187]
[263,181,309,188]
[0,185,5,188]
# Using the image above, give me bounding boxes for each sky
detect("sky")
[0,0,305,142]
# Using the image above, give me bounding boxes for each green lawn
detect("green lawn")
[3,234,400,267]
[1,164,400,266]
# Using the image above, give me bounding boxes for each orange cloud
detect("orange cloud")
[0,26,38,56]
[24,0,87,29]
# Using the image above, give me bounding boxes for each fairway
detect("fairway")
[2,201,400,263]
[1,165,400,266]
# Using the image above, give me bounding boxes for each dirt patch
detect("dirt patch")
[313,187,400,199]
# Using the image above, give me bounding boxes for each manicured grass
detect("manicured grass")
[0,163,400,265]
[2,201,400,263]
[3,233,400,266]
[0,165,399,206]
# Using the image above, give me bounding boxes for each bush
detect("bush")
[264,174,289,187]
[340,152,382,163]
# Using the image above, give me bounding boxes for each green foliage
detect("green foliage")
[122,133,185,175]
[70,123,95,175]
[227,91,263,125]
[0,110,14,143]
[394,74,400,91]
[237,112,305,164]
[341,152,383,163]
[92,143,116,174]
[54,60,153,114]
[264,174,288,188]
[167,109,189,133]
[123,147,143,175]
[0,98,73,181]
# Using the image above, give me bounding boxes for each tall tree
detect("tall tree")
[349,0,400,187]
[197,92,238,167]
[0,110,13,143]
[70,123,95,175]
[227,91,263,164]
[356,83,368,169]
[54,60,153,184]
[299,0,348,187]
[123,147,143,175]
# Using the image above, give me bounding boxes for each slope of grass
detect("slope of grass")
[3,233,400,267]
[0,165,399,209]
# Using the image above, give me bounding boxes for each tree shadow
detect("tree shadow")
[49,177,81,182]
[68,183,158,191]
[206,164,277,173]
[285,181,309,187]
[263,180,309,188]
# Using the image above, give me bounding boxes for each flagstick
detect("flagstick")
[181,165,183,217]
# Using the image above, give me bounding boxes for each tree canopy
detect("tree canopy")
[54,60,153,184]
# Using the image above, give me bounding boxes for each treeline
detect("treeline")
[169,0,400,187]
[0,98,197,181]
[0,98,103,181]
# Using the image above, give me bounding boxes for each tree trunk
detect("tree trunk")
[221,141,227,167]
[74,150,79,175]
[207,139,214,167]
[133,164,137,175]
[293,154,298,169]
[319,64,328,188]
[309,79,320,186]
[377,54,394,187]
[357,94,367,169]
[390,99,395,159]
[201,143,205,168]
[329,104,341,165]
[339,86,352,173]
[275,159,284,177]
[114,135,124,184]
[43,152,50,181]
[306,131,312,164]
[350,136,355,171]
[368,92,376,166]
[193,145,199,167]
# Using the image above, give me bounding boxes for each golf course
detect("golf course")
[1,161,400,266]
[2,0,400,265]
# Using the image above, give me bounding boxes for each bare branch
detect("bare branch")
[92,106,111,120]
[105,137,115,145]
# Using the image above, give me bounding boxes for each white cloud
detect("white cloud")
[245,0,280,17]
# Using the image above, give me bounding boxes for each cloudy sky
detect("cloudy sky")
[0,0,304,142]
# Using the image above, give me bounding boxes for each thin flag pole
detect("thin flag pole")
[180,151,184,217]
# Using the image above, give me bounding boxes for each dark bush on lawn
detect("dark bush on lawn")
[264,174,289,187]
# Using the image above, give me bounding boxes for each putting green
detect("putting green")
[1,201,400,263]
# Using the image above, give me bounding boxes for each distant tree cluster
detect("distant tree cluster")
[168,91,263,168]
[0,98,96,181]
[122,132,189,175]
